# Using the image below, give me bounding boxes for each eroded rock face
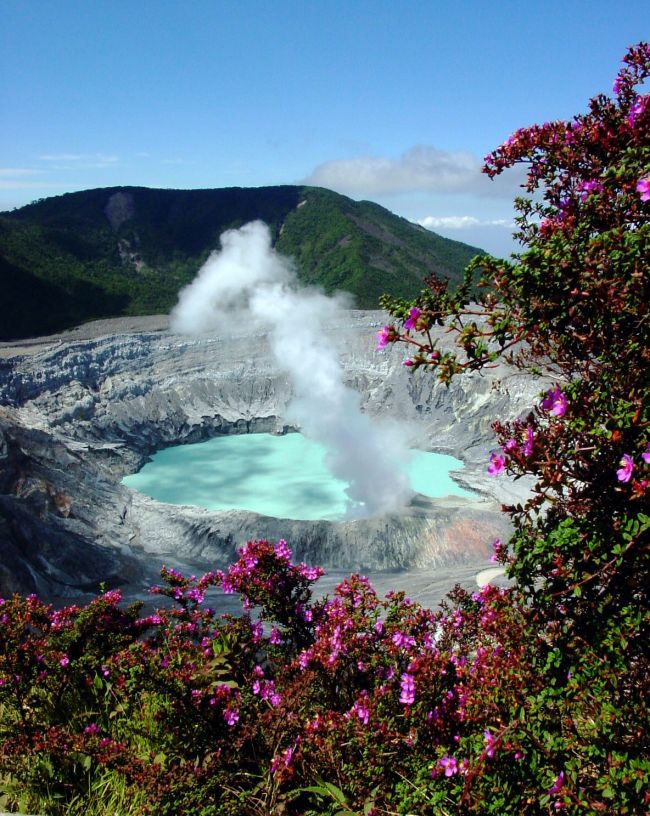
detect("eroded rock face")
[0,312,540,603]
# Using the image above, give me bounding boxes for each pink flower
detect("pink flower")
[577,179,602,201]
[59,656,70,668]
[523,426,535,457]
[352,697,370,725]
[271,742,299,772]
[402,358,414,367]
[223,707,239,726]
[483,729,495,758]
[392,631,416,649]
[548,770,565,794]
[642,443,650,464]
[487,451,506,476]
[637,176,650,202]
[297,563,324,581]
[404,307,421,331]
[399,672,416,705]
[627,97,647,126]
[274,539,292,561]
[542,386,567,417]
[438,756,458,777]
[617,454,634,483]
[490,538,505,564]
[376,326,392,350]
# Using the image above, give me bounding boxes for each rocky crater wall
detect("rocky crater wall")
[0,312,540,603]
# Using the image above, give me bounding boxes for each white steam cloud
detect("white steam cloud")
[171,221,413,519]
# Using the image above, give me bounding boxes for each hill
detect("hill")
[0,185,483,340]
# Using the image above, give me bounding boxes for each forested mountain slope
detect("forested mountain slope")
[0,185,483,340]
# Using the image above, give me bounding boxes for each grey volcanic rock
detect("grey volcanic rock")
[0,311,540,604]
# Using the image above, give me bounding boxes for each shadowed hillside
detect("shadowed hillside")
[0,185,483,340]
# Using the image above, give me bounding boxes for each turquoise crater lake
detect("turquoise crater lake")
[122,433,472,521]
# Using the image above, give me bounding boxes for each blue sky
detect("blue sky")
[1,0,647,256]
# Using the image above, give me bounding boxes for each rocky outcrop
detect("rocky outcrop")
[0,312,540,604]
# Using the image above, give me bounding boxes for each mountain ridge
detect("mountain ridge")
[0,185,484,340]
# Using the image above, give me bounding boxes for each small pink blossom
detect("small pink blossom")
[376,326,392,350]
[487,451,506,476]
[490,538,505,564]
[642,443,650,464]
[523,426,535,457]
[399,672,416,705]
[274,539,292,561]
[404,306,421,331]
[223,707,239,726]
[548,770,565,794]
[392,631,416,650]
[542,386,567,417]
[483,729,496,758]
[271,742,298,773]
[402,358,414,367]
[637,176,650,202]
[627,96,647,126]
[297,563,323,581]
[617,454,634,483]
[352,697,370,725]
[577,179,602,201]
[438,755,458,777]
[59,656,70,668]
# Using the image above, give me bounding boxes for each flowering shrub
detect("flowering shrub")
[1,539,648,814]
[375,42,650,814]
[380,43,650,615]
[1,45,649,816]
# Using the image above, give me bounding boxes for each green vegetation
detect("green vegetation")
[0,185,481,341]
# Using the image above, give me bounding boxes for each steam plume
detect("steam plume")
[171,221,413,518]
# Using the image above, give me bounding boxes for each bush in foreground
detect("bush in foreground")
[1,538,645,815]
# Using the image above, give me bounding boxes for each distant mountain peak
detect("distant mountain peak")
[0,185,484,341]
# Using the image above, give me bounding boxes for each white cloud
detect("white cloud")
[0,180,67,191]
[39,153,84,161]
[0,168,40,177]
[305,145,524,198]
[417,215,514,230]
[38,153,119,169]
[39,152,118,163]
[0,168,57,191]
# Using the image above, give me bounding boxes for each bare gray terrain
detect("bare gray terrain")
[0,312,533,609]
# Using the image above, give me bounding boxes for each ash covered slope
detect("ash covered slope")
[0,313,538,603]
[0,186,482,340]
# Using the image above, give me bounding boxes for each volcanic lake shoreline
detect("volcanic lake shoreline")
[0,311,537,608]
